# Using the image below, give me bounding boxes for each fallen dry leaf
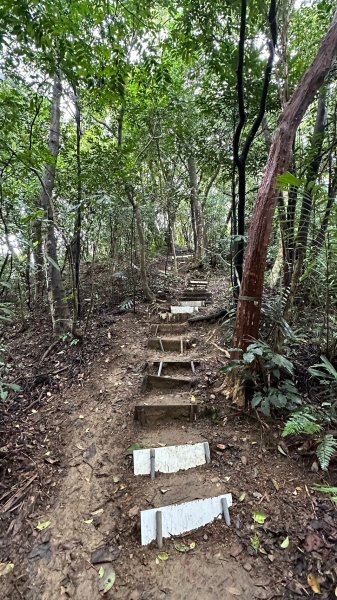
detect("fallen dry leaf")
[307,573,321,594]
[226,587,241,596]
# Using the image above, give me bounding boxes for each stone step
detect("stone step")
[141,374,198,393]
[170,306,199,314]
[180,296,212,304]
[150,323,188,336]
[147,337,196,352]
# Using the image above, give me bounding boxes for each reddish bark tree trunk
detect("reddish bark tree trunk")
[233,12,337,352]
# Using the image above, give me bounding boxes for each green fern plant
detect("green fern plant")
[316,434,337,471]
[282,411,322,437]
[283,409,337,470]
[312,485,337,504]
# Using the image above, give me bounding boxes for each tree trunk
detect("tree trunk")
[233,12,337,352]
[188,156,204,260]
[233,0,277,290]
[39,74,72,336]
[126,186,155,303]
[287,87,328,309]
[311,163,337,255]
[32,218,44,301]
[133,202,156,303]
[72,85,82,321]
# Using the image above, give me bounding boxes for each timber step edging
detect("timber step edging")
[141,373,198,392]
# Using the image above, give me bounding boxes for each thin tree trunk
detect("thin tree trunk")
[32,218,44,302]
[311,162,337,256]
[233,0,277,290]
[126,187,155,303]
[188,156,204,260]
[233,12,337,352]
[72,85,82,320]
[288,87,328,307]
[39,74,72,336]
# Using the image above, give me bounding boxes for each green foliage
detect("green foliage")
[223,341,301,417]
[0,303,21,400]
[283,404,337,471]
[309,355,337,383]
[316,434,337,471]
[312,485,337,504]
[282,411,322,437]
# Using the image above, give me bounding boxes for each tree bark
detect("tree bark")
[287,87,328,307]
[188,155,205,261]
[311,161,337,257]
[126,186,155,303]
[233,0,277,290]
[39,74,72,336]
[72,84,82,321]
[32,218,44,302]
[233,12,337,352]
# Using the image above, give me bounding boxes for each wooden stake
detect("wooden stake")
[221,497,230,526]
[150,449,156,480]
[156,510,163,548]
[204,442,211,464]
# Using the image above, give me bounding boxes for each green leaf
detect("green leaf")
[316,434,337,471]
[280,536,290,549]
[251,393,262,408]
[260,399,271,417]
[98,566,105,578]
[250,534,260,551]
[0,563,14,577]
[36,520,51,531]
[7,383,21,392]
[243,352,255,364]
[252,511,267,524]
[174,542,193,553]
[45,254,60,271]
[277,445,287,456]
[126,443,143,455]
[277,171,303,189]
[269,392,287,408]
[157,552,169,561]
[99,569,116,594]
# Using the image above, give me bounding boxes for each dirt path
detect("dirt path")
[2,276,336,599]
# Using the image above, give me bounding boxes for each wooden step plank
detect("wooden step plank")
[141,374,197,392]
[150,358,200,366]
[147,337,193,352]
[159,312,191,323]
[150,323,188,335]
[140,493,232,545]
[188,279,208,286]
[170,306,199,314]
[133,441,210,476]
[179,300,205,307]
[181,290,212,298]
[134,402,198,426]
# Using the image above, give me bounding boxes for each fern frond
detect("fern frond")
[316,434,337,471]
[282,412,322,437]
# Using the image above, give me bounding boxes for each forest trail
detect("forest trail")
[27,276,258,599]
[2,271,334,600]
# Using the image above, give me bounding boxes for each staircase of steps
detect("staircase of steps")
[132,277,232,547]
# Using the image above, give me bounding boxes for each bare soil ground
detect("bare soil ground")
[1,268,336,600]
